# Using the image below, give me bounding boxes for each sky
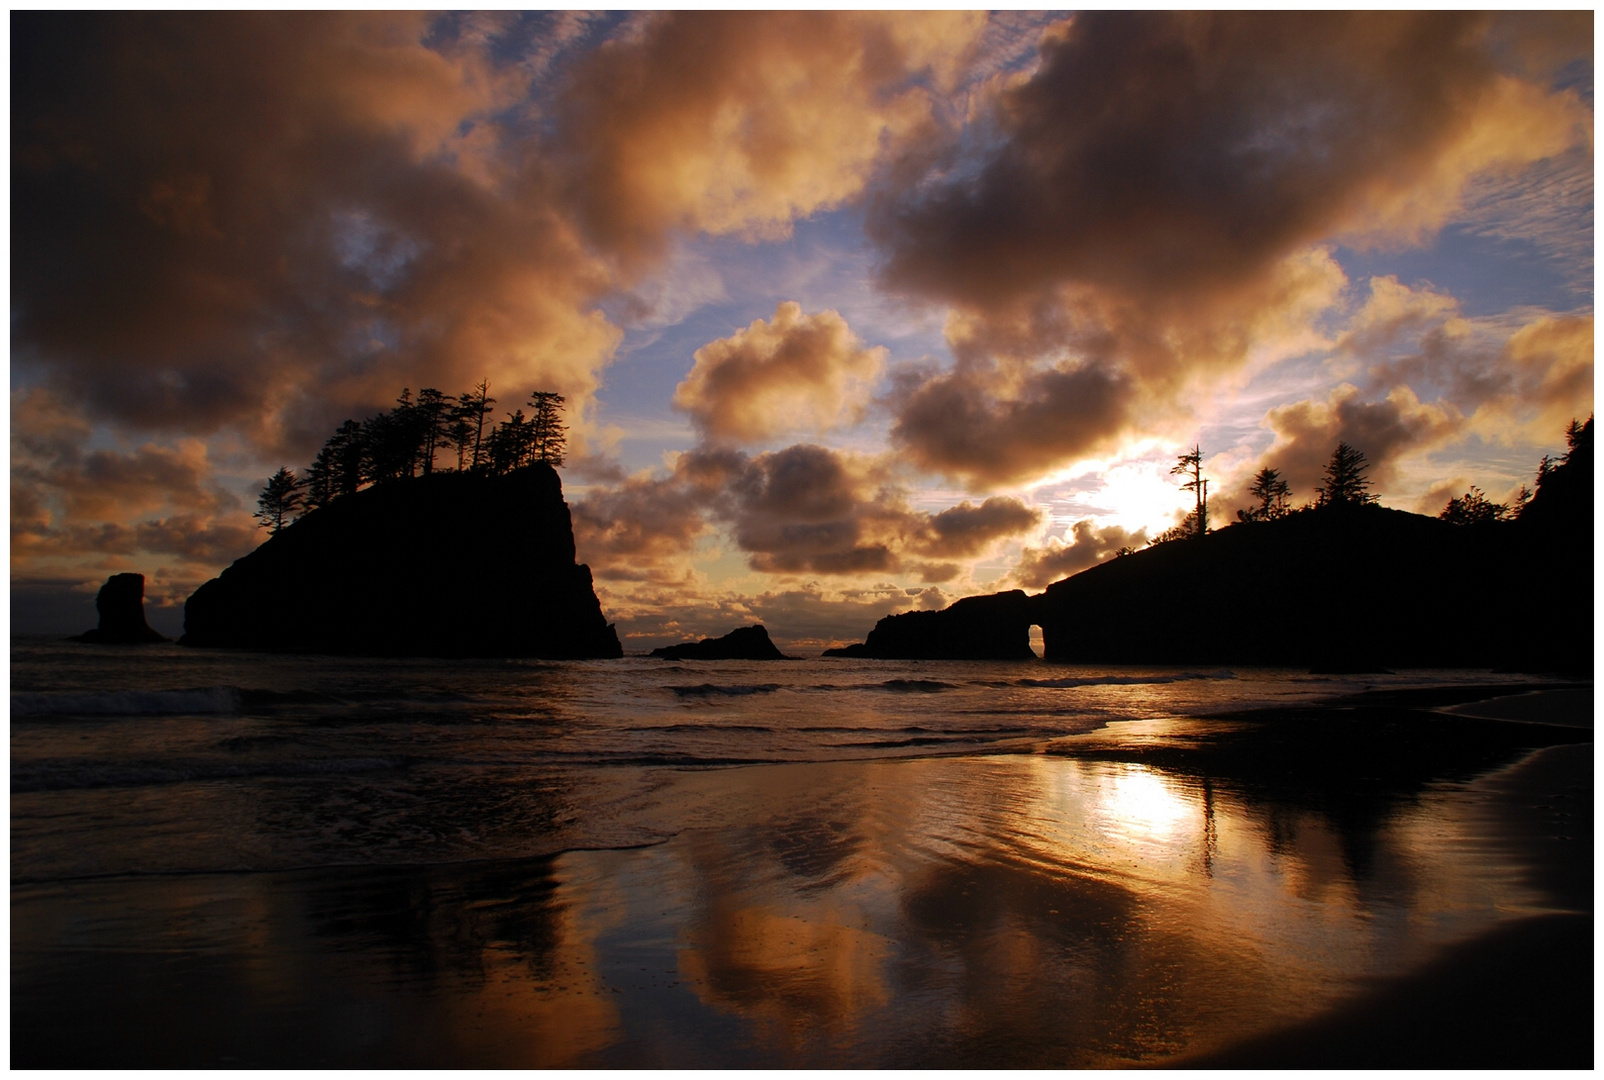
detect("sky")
[10,11,1595,648]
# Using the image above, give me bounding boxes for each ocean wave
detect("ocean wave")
[875,679,959,693]
[1016,670,1236,689]
[669,683,781,697]
[11,755,406,793]
[10,686,241,717]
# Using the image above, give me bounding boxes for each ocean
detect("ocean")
[10,636,1583,1066]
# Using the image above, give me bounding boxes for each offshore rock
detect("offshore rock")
[823,590,1039,660]
[74,573,169,644]
[650,624,789,660]
[181,465,622,658]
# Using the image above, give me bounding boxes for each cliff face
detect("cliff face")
[182,465,622,658]
[824,590,1038,660]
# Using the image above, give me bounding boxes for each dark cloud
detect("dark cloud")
[888,361,1133,487]
[574,443,1041,583]
[875,12,1585,311]
[1249,385,1459,506]
[1012,519,1148,590]
[914,497,1041,558]
[868,12,1589,487]
[12,11,618,457]
[551,11,982,269]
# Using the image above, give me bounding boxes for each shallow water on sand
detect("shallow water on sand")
[9,637,1580,1066]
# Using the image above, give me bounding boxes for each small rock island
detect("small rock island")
[650,624,789,660]
[73,573,170,644]
[182,465,621,658]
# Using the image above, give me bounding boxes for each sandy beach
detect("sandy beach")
[11,672,1591,1068]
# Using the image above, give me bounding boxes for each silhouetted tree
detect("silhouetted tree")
[1150,507,1204,546]
[1535,453,1556,491]
[1315,443,1376,508]
[363,389,438,484]
[415,387,453,476]
[302,443,337,510]
[332,419,365,497]
[445,408,475,472]
[256,467,301,533]
[1563,416,1588,458]
[488,409,533,474]
[1237,467,1291,522]
[528,391,567,467]
[455,380,496,472]
[1439,486,1509,526]
[1170,445,1208,536]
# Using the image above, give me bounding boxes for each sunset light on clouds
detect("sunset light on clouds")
[11,11,1594,649]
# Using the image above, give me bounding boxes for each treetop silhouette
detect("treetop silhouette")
[255,382,568,531]
[1315,442,1376,508]
[1237,467,1291,523]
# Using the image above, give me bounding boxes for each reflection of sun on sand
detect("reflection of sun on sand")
[1106,767,1191,840]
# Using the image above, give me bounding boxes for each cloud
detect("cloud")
[573,443,1041,585]
[867,12,1589,488]
[674,302,885,443]
[12,12,621,462]
[1011,519,1148,590]
[1336,276,1592,444]
[875,12,1586,312]
[887,355,1137,488]
[601,580,946,652]
[1251,384,1461,503]
[551,11,985,269]
[912,497,1041,558]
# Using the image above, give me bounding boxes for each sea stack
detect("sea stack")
[74,573,170,644]
[823,590,1039,660]
[181,465,622,658]
[650,624,789,660]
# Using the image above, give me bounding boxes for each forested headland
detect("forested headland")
[830,419,1593,672]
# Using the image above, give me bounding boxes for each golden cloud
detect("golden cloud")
[553,11,985,268]
[674,302,886,443]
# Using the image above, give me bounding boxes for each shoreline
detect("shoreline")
[1172,733,1594,1069]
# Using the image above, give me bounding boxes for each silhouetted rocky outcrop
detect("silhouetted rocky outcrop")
[73,573,169,644]
[651,624,789,660]
[825,425,1592,673]
[182,465,621,658]
[823,590,1038,660]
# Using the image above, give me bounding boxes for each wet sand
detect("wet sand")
[11,681,1592,1068]
[1176,739,1593,1068]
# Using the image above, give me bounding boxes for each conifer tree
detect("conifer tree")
[415,388,453,476]
[1238,467,1291,522]
[452,380,495,472]
[1315,443,1376,508]
[256,467,301,533]
[528,390,567,467]
[1170,445,1208,536]
[1439,486,1508,526]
